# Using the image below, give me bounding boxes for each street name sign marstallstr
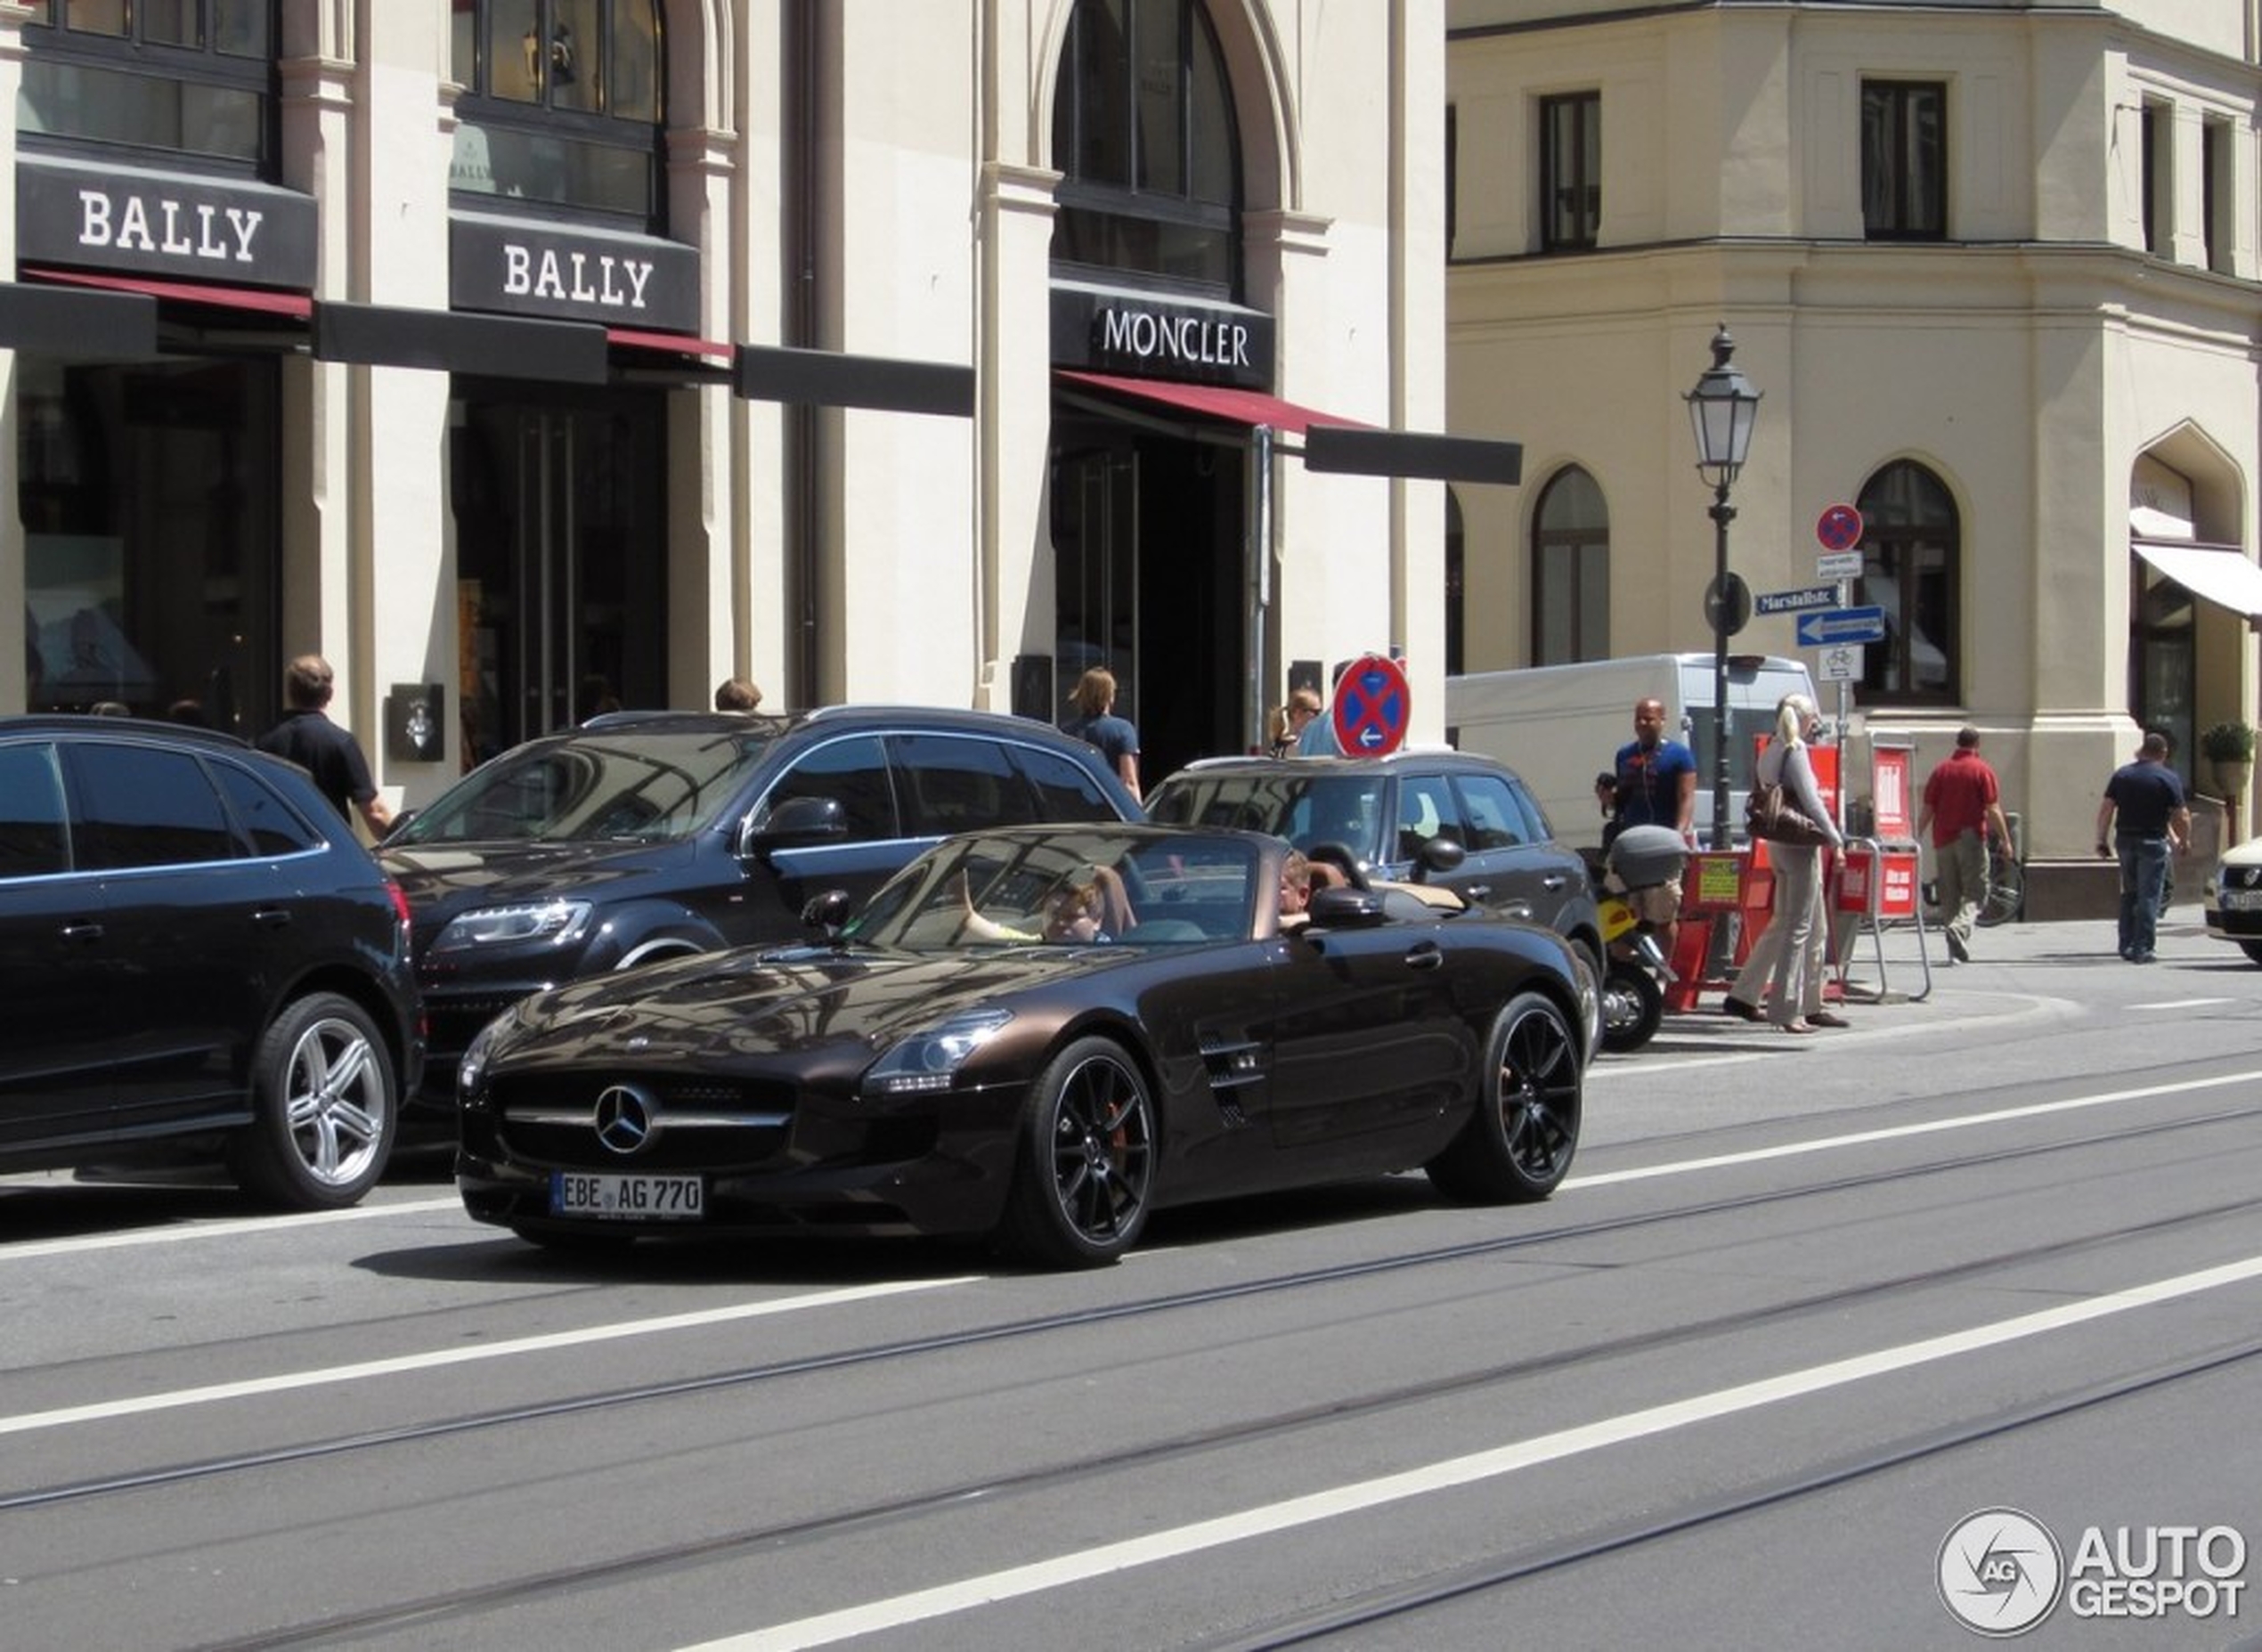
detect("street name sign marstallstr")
[1795,606,1887,647]
[1755,585,1839,616]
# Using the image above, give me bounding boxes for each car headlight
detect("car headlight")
[457,1011,518,1102]
[431,899,595,956]
[860,1009,1013,1098]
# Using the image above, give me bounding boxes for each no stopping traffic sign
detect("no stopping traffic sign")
[1330,654,1411,755]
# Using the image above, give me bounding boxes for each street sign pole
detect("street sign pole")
[1814,504,1865,834]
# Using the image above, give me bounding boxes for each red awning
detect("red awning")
[607,325,734,361]
[23,265,312,319]
[1055,368,1368,433]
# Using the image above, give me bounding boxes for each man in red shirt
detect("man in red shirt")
[1916,727,2013,963]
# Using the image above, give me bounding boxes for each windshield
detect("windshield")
[849,830,1262,950]
[391,728,779,845]
[1146,772,1386,861]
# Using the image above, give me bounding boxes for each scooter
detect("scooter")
[1590,825,1688,1054]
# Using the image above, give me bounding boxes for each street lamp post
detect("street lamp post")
[1684,324,1762,850]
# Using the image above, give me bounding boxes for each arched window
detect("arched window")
[1050,0,1241,298]
[450,0,664,226]
[18,0,274,170]
[1855,460,1958,704]
[1532,466,1607,665]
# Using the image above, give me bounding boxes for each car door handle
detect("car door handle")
[1541,875,1567,891]
[251,907,294,929]
[1464,883,1492,899]
[1405,940,1444,971]
[59,922,104,943]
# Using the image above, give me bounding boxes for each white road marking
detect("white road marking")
[0,1278,975,1437]
[1566,1069,2262,1190]
[0,1196,464,1263]
[2129,998,2242,1011]
[682,1252,2262,1652]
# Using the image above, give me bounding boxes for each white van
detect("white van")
[1444,654,1819,848]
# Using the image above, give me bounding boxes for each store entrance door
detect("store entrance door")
[1051,427,1243,785]
[450,387,665,762]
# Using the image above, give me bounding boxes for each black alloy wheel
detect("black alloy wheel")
[1427,991,1582,1203]
[1000,1037,1157,1268]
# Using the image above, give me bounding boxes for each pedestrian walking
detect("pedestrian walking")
[1062,667,1142,802]
[1609,696,1696,842]
[2095,730,2190,963]
[1916,727,2013,964]
[256,654,394,838]
[1721,694,1846,1032]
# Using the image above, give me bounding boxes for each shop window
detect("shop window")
[1861,81,1945,240]
[1539,92,1600,251]
[1050,0,1242,298]
[1531,466,1607,665]
[17,0,274,170]
[1854,460,1959,705]
[449,0,664,226]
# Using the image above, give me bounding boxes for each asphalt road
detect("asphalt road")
[4,910,2259,1651]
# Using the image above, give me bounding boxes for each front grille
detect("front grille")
[492,1072,797,1171]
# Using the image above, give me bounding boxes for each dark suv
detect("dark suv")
[378,707,1142,1104]
[1146,752,1604,979]
[0,716,423,1208]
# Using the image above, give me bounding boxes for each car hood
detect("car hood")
[380,837,702,924]
[490,945,1121,1070]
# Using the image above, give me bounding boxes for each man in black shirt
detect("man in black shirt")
[2095,730,2190,963]
[256,655,395,839]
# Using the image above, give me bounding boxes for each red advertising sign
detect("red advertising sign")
[1870,743,1914,842]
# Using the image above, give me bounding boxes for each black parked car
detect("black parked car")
[0,717,423,1208]
[379,707,1142,1107]
[1146,753,1605,983]
[456,824,1588,1266]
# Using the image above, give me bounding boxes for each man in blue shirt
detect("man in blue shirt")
[2095,730,2191,963]
[1611,697,1696,844]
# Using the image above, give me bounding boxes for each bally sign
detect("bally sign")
[16,155,316,289]
[1051,284,1273,389]
[451,211,698,335]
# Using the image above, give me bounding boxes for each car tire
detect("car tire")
[1426,990,1581,1204]
[998,1036,1156,1268]
[2240,940,2262,967]
[1599,962,1664,1054]
[231,992,397,1210]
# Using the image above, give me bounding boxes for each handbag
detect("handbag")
[1745,779,1834,846]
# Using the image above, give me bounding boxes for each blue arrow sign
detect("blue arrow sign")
[1796,606,1887,647]
[1755,585,1840,616]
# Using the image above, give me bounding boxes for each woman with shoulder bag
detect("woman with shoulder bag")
[1722,693,1846,1033]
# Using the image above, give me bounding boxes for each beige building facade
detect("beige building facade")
[4,2,1476,810]
[1447,0,2262,907]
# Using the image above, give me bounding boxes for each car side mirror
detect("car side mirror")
[801,889,854,939]
[1306,886,1387,930]
[746,794,848,855]
[1412,834,1467,881]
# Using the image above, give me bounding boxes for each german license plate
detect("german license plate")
[550,1171,704,1221]
[2220,890,2262,912]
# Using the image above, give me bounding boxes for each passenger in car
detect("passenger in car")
[1275,850,1314,930]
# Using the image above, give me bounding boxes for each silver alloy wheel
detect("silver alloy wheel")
[283,1013,390,1189]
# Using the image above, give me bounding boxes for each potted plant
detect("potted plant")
[2201,720,2256,797]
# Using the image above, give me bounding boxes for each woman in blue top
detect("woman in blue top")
[1062,667,1143,803]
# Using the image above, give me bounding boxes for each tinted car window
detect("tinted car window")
[1010,741,1119,823]
[895,734,1038,834]
[1394,772,1461,861]
[755,735,899,840]
[1146,772,1385,857]
[395,728,776,844]
[1455,771,1535,850]
[66,744,238,869]
[211,760,324,856]
[0,743,69,876]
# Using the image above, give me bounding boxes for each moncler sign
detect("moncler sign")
[16,155,317,289]
[1049,283,1273,390]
